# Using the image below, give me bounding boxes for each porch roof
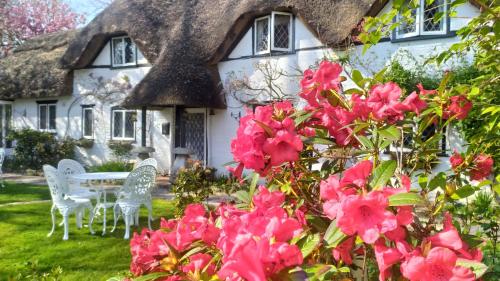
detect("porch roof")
[0,30,76,100]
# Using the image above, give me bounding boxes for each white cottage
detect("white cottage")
[0,0,480,175]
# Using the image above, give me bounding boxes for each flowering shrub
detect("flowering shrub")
[123,61,495,281]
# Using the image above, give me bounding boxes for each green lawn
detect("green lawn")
[0,182,51,204]
[0,182,175,281]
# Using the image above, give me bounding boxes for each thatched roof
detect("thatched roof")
[60,0,376,108]
[0,30,76,100]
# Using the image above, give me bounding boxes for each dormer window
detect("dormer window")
[254,12,293,54]
[111,36,136,67]
[395,0,448,39]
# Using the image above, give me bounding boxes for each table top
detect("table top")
[71,172,130,181]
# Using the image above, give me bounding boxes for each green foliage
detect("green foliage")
[383,59,440,94]
[87,161,133,172]
[171,160,218,215]
[12,260,63,281]
[6,128,75,172]
[107,140,133,161]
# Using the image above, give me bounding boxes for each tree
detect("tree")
[0,0,85,56]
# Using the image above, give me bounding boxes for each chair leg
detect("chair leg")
[124,213,131,240]
[76,210,83,229]
[63,214,69,240]
[111,204,119,233]
[47,204,57,237]
[135,211,139,226]
[87,204,95,235]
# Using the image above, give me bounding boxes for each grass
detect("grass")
[0,182,175,280]
[0,182,51,204]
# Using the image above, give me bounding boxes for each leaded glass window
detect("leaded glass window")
[254,12,293,54]
[112,108,136,140]
[82,107,94,138]
[38,103,56,132]
[112,36,136,66]
[395,0,447,39]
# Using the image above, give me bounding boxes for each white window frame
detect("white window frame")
[395,0,447,39]
[254,12,293,54]
[111,36,137,67]
[82,107,94,139]
[111,108,136,140]
[38,103,57,133]
[254,15,271,55]
[271,11,293,52]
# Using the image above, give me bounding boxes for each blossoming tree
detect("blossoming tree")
[123,61,494,281]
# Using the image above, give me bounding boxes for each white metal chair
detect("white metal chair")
[111,165,156,239]
[57,159,98,200]
[133,158,158,222]
[43,165,95,240]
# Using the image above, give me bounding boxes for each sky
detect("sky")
[65,0,111,24]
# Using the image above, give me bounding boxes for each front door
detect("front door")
[175,109,205,163]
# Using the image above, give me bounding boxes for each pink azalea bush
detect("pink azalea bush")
[124,61,494,281]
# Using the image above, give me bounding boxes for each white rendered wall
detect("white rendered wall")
[213,5,478,174]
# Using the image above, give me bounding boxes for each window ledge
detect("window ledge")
[391,31,456,43]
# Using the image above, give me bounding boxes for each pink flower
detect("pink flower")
[374,239,402,281]
[351,94,371,121]
[341,160,373,189]
[336,191,398,244]
[450,151,464,171]
[314,61,343,92]
[130,229,170,275]
[400,92,427,115]
[367,82,405,123]
[264,242,304,273]
[332,236,355,265]
[182,253,215,275]
[417,83,437,95]
[262,125,303,166]
[253,186,285,209]
[400,247,475,281]
[444,95,472,120]
[470,154,493,180]
[429,213,464,251]
[218,237,268,281]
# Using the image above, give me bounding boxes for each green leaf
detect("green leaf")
[418,175,428,189]
[301,264,338,281]
[451,185,475,199]
[297,233,321,258]
[294,111,314,127]
[388,192,425,206]
[428,172,446,191]
[379,126,401,141]
[308,137,335,145]
[324,220,347,248]
[456,259,488,278]
[248,172,260,198]
[132,272,169,281]
[179,246,204,261]
[232,190,251,204]
[356,135,374,150]
[370,160,397,189]
[253,119,274,137]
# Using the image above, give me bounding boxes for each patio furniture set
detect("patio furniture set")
[43,158,158,240]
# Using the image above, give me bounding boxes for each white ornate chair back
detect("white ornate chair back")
[58,159,86,189]
[136,158,158,170]
[0,148,5,168]
[43,165,72,206]
[119,165,156,203]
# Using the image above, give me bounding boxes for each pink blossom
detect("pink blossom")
[314,61,343,92]
[470,154,493,180]
[253,186,285,209]
[400,92,428,115]
[374,239,402,281]
[341,160,373,189]
[332,236,355,265]
[444,95,472,120]
[336,191,398,244]
[400,247,475,281]
[367,82,405,123]
[182,253,215,275]
[417,83,437,95]
[429,213,464,251]
[262,126,303,165]
[450,151,465,171]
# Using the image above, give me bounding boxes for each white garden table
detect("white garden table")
[71,172,130,235]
